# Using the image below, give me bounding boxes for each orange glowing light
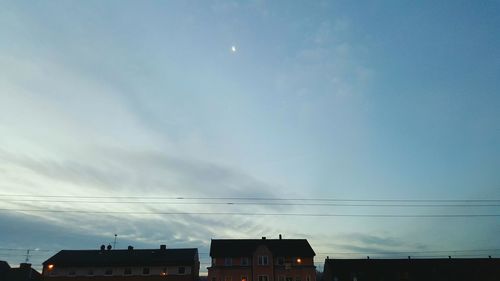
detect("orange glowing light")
[47,264,54,270]
[296,258,302,263]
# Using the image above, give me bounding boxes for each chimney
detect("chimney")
[107,244,112,251]
[448,256,451,259]
[367,256,370,260]
[262,237,266,240]
[408,256,411,260]
[20,263,31,270]
[100,245,106,251]
[279,234,282,240]
[128,246,134,250]
[160,245,167,250]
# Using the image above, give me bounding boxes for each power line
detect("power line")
[316,248,500,255]
[2,247,498,255]
[0,194,499,202]
[0,208,498,217]
[1,199,498,207]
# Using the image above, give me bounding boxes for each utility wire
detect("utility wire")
[1,199,498,207]
[0,208,498,217]
[0,194,499,202]
[1,247,498,254]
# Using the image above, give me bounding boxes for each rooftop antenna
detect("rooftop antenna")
[113,234,117,249]
[25,249,30,263]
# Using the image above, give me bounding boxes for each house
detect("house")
[322,257,500,281]
[0,261,42,281]
[208,236,316,281]
[41,244,199,281]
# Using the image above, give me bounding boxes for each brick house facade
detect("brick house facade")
[208,237,316,281]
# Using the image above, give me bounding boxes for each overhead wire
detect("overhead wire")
[0,208,498,217]
[0,194,499,202]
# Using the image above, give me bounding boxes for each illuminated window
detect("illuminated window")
[258,256,268,265]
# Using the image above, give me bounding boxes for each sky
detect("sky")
[0,0,499,274]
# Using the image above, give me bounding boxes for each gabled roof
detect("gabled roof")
[43,248,198,267]
[210,239,315,257]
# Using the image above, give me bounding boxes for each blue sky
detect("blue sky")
[0,0,499,274]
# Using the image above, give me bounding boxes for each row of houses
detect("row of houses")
[1,236,499,281]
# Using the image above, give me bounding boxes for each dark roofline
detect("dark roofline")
[325,257,499,261]
[210,238,315,257]
[43,248,199,267]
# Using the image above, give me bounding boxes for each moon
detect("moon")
[231,46,237,52]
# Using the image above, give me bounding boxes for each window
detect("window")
[178,267,186,274]
[68,269,76,276]
[212,258,217,266]
[212,277,217,281]
[258,256,269,265]
[306,276,310,281]
[87,269,94,276]
[286,277,293,281]
[241,257,249,266]
[296,277,301,281]
[259,276,269,281]
[277,257,284,265]
[124,268,132,275]
[225,276,232,281]
[279,276,285,281]
[225,257,232,266]
[143,267,150,275]
[105,268,113,276]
